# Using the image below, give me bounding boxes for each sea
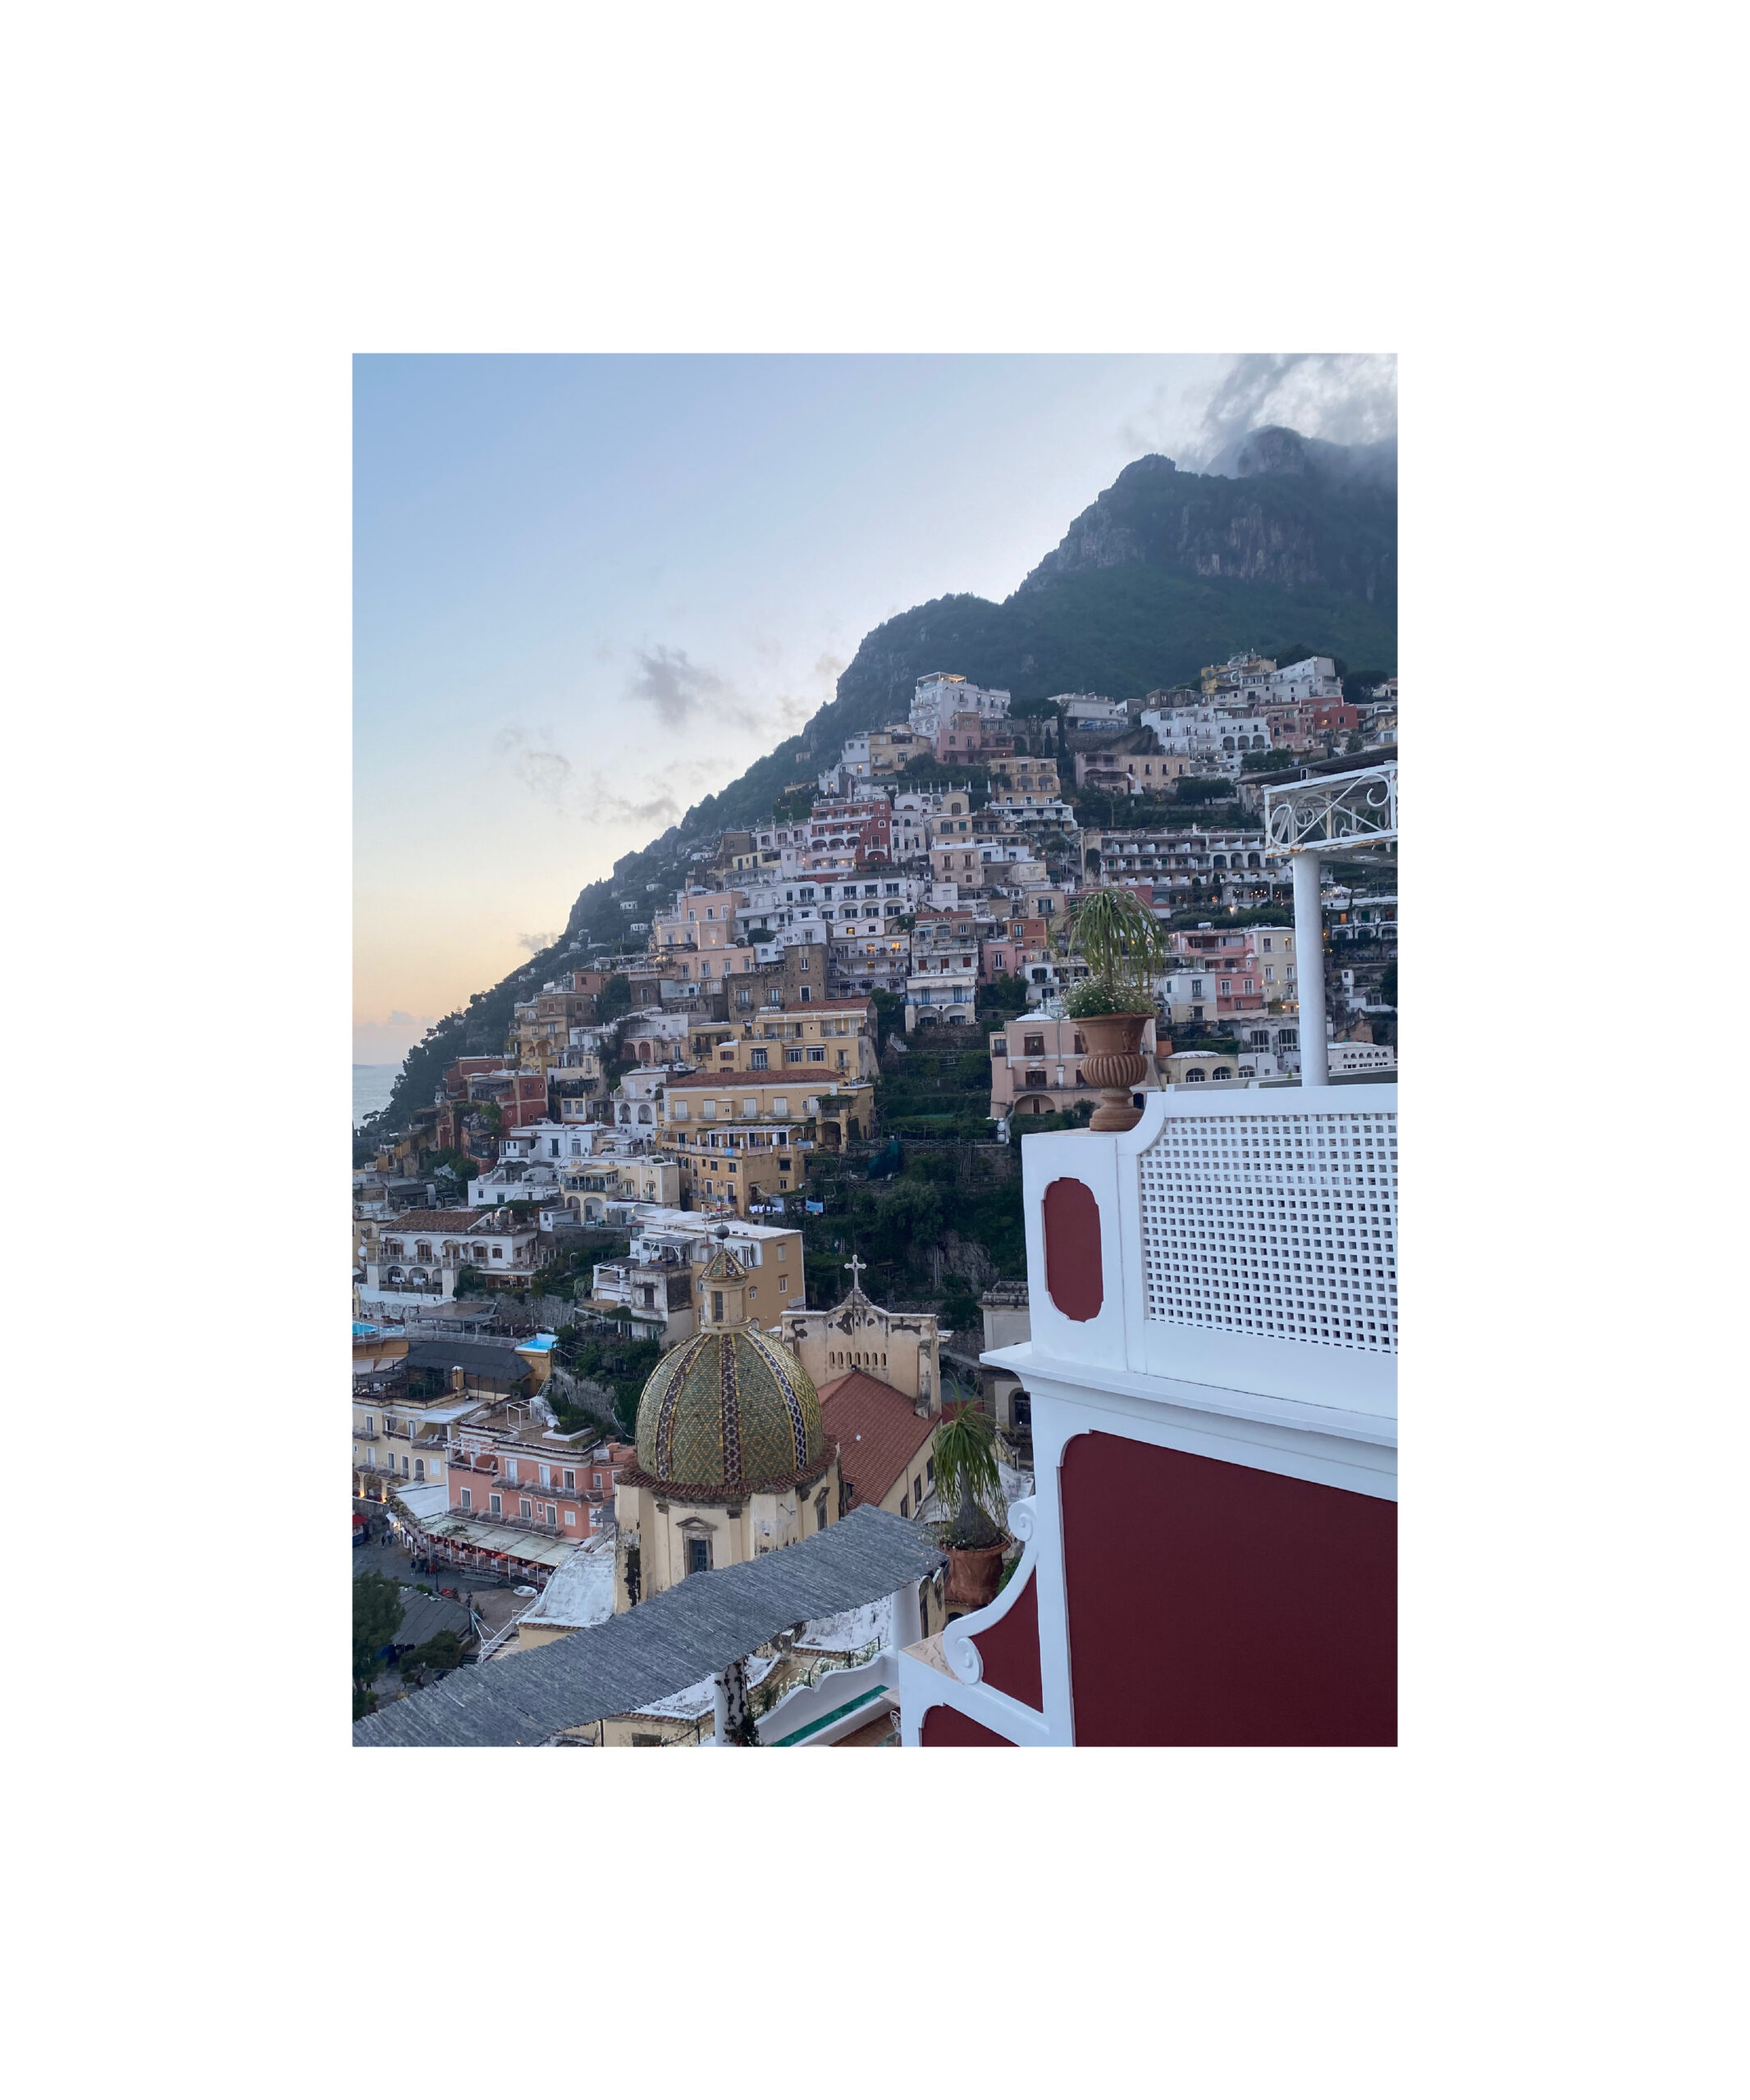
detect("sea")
[353,1064,401,1129]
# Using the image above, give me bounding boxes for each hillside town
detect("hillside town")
[354,656,1399,1745]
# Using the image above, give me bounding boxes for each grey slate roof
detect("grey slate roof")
[404,1340,531,1383]
[354,1504,945,1748]
[392,1588,473,1650]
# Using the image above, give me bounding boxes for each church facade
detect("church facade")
[781,1258,942,1406]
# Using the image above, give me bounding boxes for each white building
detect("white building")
[1057,693,1129,728]
[363,1208,543,1306]
[909,673,1011,738]
[904,967,979,1031]
[988,793,1078,830]
[1328,1041,1396,1076]
[735,874,921,943]
[1140,702,1272,760]
[1269,655,1345,703]
[613,1067,671,1130]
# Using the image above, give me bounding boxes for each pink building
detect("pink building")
[448,1418,635,1542]
[989,1013,1164,1119]
[933,710,1016,765]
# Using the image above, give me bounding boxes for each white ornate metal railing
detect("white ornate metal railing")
[1262,763,1397,856]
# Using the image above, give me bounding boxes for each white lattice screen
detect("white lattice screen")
[1136,1107,1397,1354]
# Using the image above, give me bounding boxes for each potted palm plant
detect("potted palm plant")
[1056,886,1172,1130]
[933,1403,1009,1615]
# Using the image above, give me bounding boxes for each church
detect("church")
[614,1245,952,1609]
[779,1257,942,1406]
[612,1236,843,1612]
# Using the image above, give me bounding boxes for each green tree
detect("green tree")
[596,974,633,1023]
[353,1572,404,1691]
[400,1629,468,1675]
[1241,747,1295,774]
[934,1404,1006,1548]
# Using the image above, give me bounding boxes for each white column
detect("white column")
[1292,849,1327,1088]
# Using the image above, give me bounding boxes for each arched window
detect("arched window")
[1186,1070,1206,1082]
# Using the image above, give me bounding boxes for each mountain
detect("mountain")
[365,431,1396,1132]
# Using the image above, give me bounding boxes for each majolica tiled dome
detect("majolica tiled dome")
[635,1325,825,1494]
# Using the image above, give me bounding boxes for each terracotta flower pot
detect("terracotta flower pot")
[1074,1011,1152,1130]
[945,1537,1010,1615]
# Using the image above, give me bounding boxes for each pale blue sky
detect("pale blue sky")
[354,353,1393,1060]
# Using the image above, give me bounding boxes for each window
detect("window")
[546,1504,558,1526]
[913,1474,923,1506]
[900,1493,910,1518]
[366,1445,377,1466]
[686,1537,710,1576]
[459,1487,472,1510]
[564,1469,576,1491]
[489,1492,502,1515]
[519,1497,533,1518]
[400,1455,409,1476]
[414,1459,424,1481]
[363,1415,374,1436]
[926,1457,934,1486]
[751,1048,768,1069]
[564,1509,576,1526]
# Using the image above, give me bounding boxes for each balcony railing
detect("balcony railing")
[446,1504,569,1539]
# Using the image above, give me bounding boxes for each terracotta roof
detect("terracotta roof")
[380,1209,494,1232]
[818,1371,937,1512]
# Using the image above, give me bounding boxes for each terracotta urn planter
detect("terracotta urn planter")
[1074,1011,1153,1130]
[945,1536,1011,1615]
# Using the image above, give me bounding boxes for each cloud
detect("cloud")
[517,930,562,955]
[628,644,738,729]
[1123,354,1397,471]
[496,719,685,829]
[493,724,575,805]
[627,642,827,744]
[354,1009,436,1064]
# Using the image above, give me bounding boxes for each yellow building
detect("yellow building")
[866,728,930,774]
[613,1242,842,1612]
[660,1069,875,1206]
[694,998,880,1084]
[557,1153,682,1217]
[986,754,1061,797]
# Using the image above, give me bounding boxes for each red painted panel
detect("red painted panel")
[971,1570,1042,1710]
[1062,1432,1396,1746]
[1043,1178,1103,1322]
[920,1703,1017,1747]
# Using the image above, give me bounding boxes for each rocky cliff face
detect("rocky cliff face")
[1017,441,1396,603]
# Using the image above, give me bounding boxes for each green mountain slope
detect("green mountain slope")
[366,431,1396,1132]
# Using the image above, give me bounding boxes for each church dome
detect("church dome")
[635,1325,826,1495]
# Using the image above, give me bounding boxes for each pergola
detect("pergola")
[1261,762,1398,1086]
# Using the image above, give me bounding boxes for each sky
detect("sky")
[354,352,1396,1064]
